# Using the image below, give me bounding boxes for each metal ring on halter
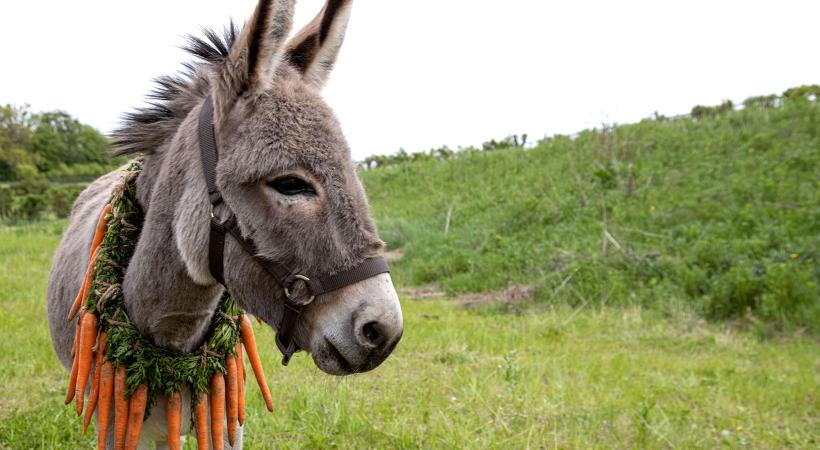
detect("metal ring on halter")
[209,203,215,218]
[283,274,316,305]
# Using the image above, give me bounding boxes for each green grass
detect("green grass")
[362,98,819,330]
[0,224,817,448]
[1,94,818,448]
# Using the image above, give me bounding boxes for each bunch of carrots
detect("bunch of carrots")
[65,204,275,450]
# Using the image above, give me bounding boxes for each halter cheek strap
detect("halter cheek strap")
[197,95,389,365]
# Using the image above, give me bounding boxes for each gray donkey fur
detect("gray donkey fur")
[47,1,403,448]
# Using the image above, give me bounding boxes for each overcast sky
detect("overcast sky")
[1,1,817,160]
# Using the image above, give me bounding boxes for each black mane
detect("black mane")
[112,22,238,156]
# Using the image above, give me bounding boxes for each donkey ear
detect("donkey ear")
[286,0,353,89]
[218,0,295,99]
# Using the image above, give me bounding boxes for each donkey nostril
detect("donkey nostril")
[361,321,383,347]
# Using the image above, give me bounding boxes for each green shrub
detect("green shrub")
[14,193,47,220]
[0,185,13,217]
[46,186,75,218]
[761,262,818,328]
[377,217,415,249]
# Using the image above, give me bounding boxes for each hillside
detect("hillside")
[361,89,819,331]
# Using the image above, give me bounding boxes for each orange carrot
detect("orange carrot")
[65,314,83,404]
[238,342,246,381]
[67,199,109,322]
[236,354,245,426]
[75,312,98,415]
[236,344,246,426]
[167,391,182,450]
[210,372,225,450]
[239,315,273,412]
[77,246,100,305]
[225,357,238,445]
[113,365,129,450]
[124,383,148,450]
[67,203,110,322]
[67,246,99,322]
[83,331,107,433]
[67,287,83,323]
[194,392,210,450]
[97,361,114,450]
[90,204,113,251]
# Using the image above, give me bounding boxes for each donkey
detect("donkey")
[46,0,403,447]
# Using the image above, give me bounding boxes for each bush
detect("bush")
[0,181,86,222]
[46,186,76,218]
[0,185,13,217]
[761,262,818,328]
[377,218,415,249]
[14,194,47,220]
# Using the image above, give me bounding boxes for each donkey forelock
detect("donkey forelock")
[111,24,238,157]
[112,0,352,158]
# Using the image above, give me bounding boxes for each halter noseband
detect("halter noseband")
[197,96,389,365]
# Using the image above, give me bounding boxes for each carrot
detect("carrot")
[67,200,109,322]
[239,315,273,412]
[113,364,129,450]
[236,344,245,426]
[75,313,98,415]
[236,343,244,381]
[67,203,111,321]
[77,246,100,305]
[67,246,100,322]
[67,285,82,323]
[90,204,113,251]
[210,372,225,450]
[225,356,238,445]
[237,343,246,425]
[83,331,107,433]
[167,391,182,450]
[123,383,148,450]
[194,392,210,450]
[65,313,83,404]
[97,361,114,450]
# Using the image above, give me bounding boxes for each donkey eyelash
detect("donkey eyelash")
[267,176,317,196]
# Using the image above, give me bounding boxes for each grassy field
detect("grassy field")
[0,223,817,449]
[362,97,819,331]
[1,93,818,448]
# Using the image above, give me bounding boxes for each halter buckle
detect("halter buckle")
[283,274,316,306]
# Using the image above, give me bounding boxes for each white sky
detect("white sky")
[1,1,817,160]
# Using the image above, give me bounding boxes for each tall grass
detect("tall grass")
[362,99,819,331]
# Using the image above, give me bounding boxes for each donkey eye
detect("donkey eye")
[268,176,316,196]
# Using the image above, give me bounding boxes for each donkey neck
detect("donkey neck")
[121,125,224,353]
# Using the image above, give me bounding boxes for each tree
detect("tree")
[27,111,110,171]
[783,85,820,102]
[0,104,34,150]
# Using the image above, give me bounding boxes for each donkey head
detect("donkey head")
[167,0,402,375]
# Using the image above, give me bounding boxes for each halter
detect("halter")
[197,96,389,365]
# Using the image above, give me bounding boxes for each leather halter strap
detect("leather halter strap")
[197,96,389,365]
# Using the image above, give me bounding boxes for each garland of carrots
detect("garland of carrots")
[64,161,275,449]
